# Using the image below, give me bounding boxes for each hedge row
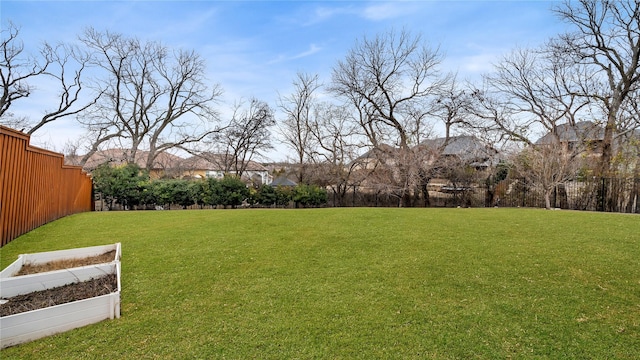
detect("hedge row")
[92,163,327,210]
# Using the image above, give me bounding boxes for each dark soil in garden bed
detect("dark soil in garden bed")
[0,274,118,317]
[15,250,117,276]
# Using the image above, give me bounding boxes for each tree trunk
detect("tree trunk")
[544,188,552,210]
[597,113,617,176]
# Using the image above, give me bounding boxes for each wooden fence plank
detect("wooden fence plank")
[0,126,93,247]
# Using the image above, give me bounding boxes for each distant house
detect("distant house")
[181,153,272,185]
[349,135,499,188]
[535,121,604,153]
[354,136,498,171]
[351,143,409,172]
[420,135,498,170]
[66,149,273,184]
[534,121,640,170]
[270,176,297,187]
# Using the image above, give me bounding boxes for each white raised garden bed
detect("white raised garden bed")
[0,243,121,278]
[0,243,121,349]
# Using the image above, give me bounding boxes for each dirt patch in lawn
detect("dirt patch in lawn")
[15,250,117,276]
[0,274,118,317]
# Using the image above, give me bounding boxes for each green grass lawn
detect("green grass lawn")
[1,208,639,359]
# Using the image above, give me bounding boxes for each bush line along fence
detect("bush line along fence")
[0,126,93,247]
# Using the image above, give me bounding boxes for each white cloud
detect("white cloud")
[267,44,322,65]
[151,7,219,43]
[361,1,420,21]
[300,5,356,26]
[310,6,346,24]
[459,52,500,74]
[442,41,512,81]
[292,44,322,60]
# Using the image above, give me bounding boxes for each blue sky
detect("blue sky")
[2,0,567,160]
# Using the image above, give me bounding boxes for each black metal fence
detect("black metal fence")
[492,177,639,213]
[327,177,640,213]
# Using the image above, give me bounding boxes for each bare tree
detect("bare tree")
[431,75,474,140]
[219,98,275,178]
[78,28,222,169]
[306,102,363,206]
[552,0,640,175]
[514,142,583,209]
[28,43,100,135]
[278,72,320,183]
[614,93,640,178]
[0,22,47,124]
[411,76,478,206]
[472,47,591,146]
[471,46,596,209]
[332,29,446,149]
[1,22,98,135]
[331,29,448,206]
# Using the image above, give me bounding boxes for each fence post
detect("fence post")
[634,178,639,214]
[352,185,356,207]
[596,177,605,212]
[637,178,640,214]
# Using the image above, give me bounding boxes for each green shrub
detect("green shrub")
[254,184,277,207]
[167,179,196,209]
[92,163,149,210]
[293,184,328,207]
[218,176,249,208]
[275,186,294,207]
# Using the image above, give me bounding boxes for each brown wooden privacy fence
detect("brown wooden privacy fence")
[0,126,93,247]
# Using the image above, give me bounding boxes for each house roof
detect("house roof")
[356,143,397,160]
[182,153,268,172]
[535,121,604,145]
[420,135,494,157]
[270,176,297,187]
[67,149,269,174]
[354,136,497,162]
[67,149,183,171]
